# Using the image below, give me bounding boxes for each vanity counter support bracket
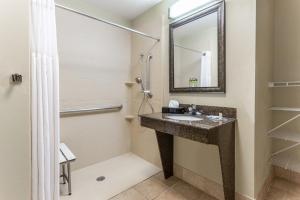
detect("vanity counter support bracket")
[140,115,236,200]
[156,131,174,179]
[215,122,236,200]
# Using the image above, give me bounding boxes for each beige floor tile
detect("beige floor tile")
[274,166,291,181]
[201,193,218,200]
[172,181,204,200]
[134,177,169,200]
[110,188,146,200]
[290,171,300,185]
[155,188,187,200]
[154,172,180,187]
[288,182,300,196]
[264,187,286,200]
[272,178,294,192]
[285,192,300,200]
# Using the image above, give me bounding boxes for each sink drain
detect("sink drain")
[96,176,106,182]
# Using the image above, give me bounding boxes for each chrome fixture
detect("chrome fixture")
[135,77,144,91]
[135,77,142,84]
[135,76,153,98]
[96,176,105,182]
[11,73,22,84]
[136,54,155,114]
[60,105,123,117]
[55,4,160,42]
[174,44,203,54]
[145,55,153,92]
[133,49,155,115]
[187,104,201,115]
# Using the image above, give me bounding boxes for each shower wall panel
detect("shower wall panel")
[56,8,132,170]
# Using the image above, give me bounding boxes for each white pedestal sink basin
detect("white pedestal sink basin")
[166,115,203,121]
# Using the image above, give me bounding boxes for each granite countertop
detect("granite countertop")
[140,112,236,131]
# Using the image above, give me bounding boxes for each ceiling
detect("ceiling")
[85,0,162,21]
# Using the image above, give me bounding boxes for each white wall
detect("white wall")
[55,0,130,27]
[0,0,31,199]
[131,0,257,198]
[56,7,132,170]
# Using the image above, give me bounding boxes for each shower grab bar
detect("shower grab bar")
[60,105,123,117]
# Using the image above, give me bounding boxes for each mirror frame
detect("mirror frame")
[169,1,225,93]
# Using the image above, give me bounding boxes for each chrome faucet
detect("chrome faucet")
[187,104,198,115]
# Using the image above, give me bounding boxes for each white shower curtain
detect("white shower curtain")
[200,51,212,87]
[31,0,60,200]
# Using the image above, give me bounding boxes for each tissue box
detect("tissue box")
[162,107,185,114]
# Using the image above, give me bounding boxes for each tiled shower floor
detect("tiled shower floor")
[60,153,161,200]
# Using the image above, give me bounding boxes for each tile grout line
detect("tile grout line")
[133,173,170,200]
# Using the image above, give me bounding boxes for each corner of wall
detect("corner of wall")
[254,0,274,197]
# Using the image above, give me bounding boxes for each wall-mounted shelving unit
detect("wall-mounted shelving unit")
[269,81,300,171]
[269,81,300,88]
[268,114,300,134]
[272,152,300,173]
[269,130,300,143]
[270,107,300,112]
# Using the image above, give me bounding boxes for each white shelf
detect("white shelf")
[125,82,136,87]
[269,81,300,88]
[125,115,135,120]
[270,107,300,112]
[270,130,300,143]
[272,152,300,173]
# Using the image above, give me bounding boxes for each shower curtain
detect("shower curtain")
[31,0,60,200]
[200,51,212,87]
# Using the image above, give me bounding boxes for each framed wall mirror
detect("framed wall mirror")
[169,1,225,93]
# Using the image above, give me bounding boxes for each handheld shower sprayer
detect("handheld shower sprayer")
[136,53,155,114]
[135,77,153,98]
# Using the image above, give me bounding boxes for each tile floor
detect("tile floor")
[111,175,300,200]
[265,178,300,200]
[109,172,217,200]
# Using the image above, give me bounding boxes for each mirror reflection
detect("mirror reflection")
[170,1,225,93]
[173,12,218,88]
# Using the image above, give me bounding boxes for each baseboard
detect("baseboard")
[174,164,255,200]
[255,168,274,200]
[274,165,300,184]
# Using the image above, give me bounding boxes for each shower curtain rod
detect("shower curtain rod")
[55,4,160,42]
[174,44,203,54]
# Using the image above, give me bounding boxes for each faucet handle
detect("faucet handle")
[187,104,197,115]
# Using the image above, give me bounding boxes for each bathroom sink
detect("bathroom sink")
[165,115,203,121]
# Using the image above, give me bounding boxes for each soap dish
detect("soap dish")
[125,115,135,121]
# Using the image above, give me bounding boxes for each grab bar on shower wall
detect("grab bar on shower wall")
[60,104,123,117]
